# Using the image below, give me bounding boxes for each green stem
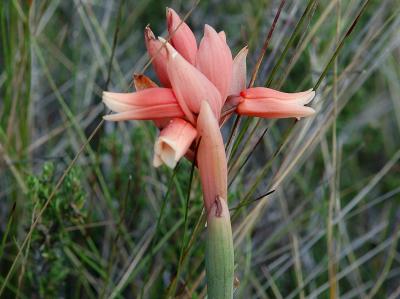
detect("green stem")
[206,198,234,299]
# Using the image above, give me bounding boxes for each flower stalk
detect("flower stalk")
[206,198,234,299]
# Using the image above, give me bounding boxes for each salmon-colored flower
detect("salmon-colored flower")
[102,8,317,298]
[197,101,227,212]
[238,87,315,118]
[144,26,170,87]
[196,25,233,102]
[102,88,184,121]
[167,8,197,65]
[102,6,315,185]
[153,118,197,168]
[164,39,222,122]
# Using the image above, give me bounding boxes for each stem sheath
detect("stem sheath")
[206,198,234,299]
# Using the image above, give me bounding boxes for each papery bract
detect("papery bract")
[133,73,158,90]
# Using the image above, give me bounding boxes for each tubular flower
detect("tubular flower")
[153,118,197,169]
[237,87,315,118]
[144,26,170,87]
[197,101,227,212]
[102,9,316,298]
[196,24,233,101]
[167,7,197,64]
[133,74,171,129]
[164,39,222,122]
[102,88,184,121]
[102,6,315,178]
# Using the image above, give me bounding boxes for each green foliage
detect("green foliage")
[24,162,86,298]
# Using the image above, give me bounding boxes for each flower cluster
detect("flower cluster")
[102,9,316,297]
[102,8,315,170]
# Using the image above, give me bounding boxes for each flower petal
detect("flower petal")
[103,104,184,121]
[164,40,222,121]
[153,118,197,168]
[167,8,197,64]
[103,96,135,113]
[103,88,178,110]
[103,88,184,121]
[133,74,172,128]
[133,73,158,90]
[241,87,315,105]
[196,101,227,213]
[228,46,248,96]
[196,24,233,102]
[145,26,170,87]
[218,31,226,43]
[237,98,315,119]
[153,154,163,168]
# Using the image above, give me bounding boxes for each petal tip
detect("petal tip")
[204,24,214,32]
[102,114,113,121]
[144,25,155,40]
[307,107,316,115]
[153,154,163,168]
[102,91,112,102]
[166,7,176,20]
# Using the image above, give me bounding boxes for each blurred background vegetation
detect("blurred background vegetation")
[1,0,400,298]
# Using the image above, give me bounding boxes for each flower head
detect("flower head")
[102,7,316,172]
[102,10,317,299]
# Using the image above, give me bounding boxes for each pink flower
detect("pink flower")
[166,8,197,65]
[133,74,171,129]
[237,87,316,118]
[102,7,316,195]
[197,101,227,211]
[163,39,222,122]
[102,9,317,297]
[196,25,233,101]
[102,88,184,121]
[144,26,170,87]
[153,118,197,168]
